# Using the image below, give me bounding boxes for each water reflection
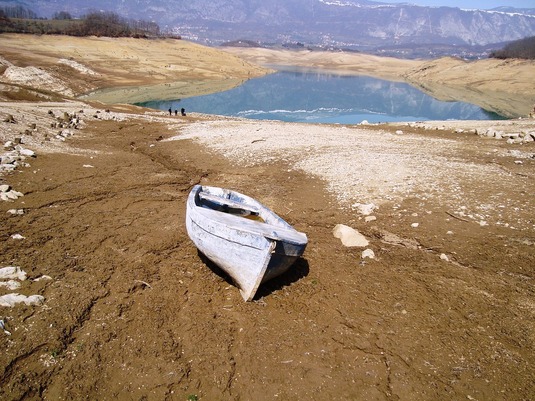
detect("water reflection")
[138,70,505,123]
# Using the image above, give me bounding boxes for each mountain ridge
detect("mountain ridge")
[2,0,535,51]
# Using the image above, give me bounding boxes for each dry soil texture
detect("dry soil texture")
[0,35,534,401]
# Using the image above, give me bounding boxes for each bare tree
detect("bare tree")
[52,11,73,20]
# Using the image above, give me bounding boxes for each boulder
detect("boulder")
[0,266,27,280]
[0,293,45,307]
[333,224,369,247]
[362,249,375,259]
[18,148,36,157]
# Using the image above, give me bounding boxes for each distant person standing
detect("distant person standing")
[181,108,186,116]
[174,109,178,116]
[168,108,172,116]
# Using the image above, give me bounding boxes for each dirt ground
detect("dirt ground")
[0,108,534,401]
[0,34,534,401]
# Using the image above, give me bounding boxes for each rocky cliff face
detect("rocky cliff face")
[5,0,535,48]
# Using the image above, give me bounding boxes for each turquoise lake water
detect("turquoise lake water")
[137,70,505,124]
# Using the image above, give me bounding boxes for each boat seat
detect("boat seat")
[198,192,260,214]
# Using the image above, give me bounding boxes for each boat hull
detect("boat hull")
[185,185,307,301]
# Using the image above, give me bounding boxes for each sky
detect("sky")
[384,1,535,8]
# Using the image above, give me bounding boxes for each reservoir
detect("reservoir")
[137,70,505,124]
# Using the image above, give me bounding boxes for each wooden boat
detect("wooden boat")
[186,185,308,301]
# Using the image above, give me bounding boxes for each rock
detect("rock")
[5,191,19,200]
[60,129,73,137]
[0,266,27,280]
[0,164,16,172]
[18,148,36,157]
[0,280,22,290]
[0,184,10,192]
[0,293,45,307]
[33,275,52,282]
[3,190,23,200]
[395,130,404,135]
[362,249,375,259]
[11,234,25,240]
[364,216,377,223]
[1,155,17,164]
[352,202,377,216]
[381,231,420,249]
[3,114,16,123]
[7,209,24,215]
[411,223,419,228]
[333,224,369,247]
[440,253,449,262]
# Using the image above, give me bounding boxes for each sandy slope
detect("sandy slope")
[0,33,271,102]
[221,47,420,81]
[0,34,535,401]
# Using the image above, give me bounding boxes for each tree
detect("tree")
[0,5,37,19]
[52,11,73,20]
[490,36,535,60]
[74,11,130,37]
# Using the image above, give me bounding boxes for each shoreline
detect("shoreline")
[1,34,535,118]
[222,48,535,118]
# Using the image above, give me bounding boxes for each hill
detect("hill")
[3,0,535,54]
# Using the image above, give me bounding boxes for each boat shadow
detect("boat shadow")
[197,251,310,301]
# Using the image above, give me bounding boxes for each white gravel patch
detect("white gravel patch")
[170,119,504,205]
[2,66,75,97]
[169,117,535,230]
[58,59,100,76]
